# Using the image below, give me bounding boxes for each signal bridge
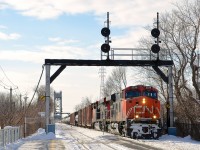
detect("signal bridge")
[44,12,174,135]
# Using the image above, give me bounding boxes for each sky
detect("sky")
[0,0,177,114]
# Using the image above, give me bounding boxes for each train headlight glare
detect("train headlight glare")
[135,115,139,118]
[142,98,146,104]
[153,115,157,119]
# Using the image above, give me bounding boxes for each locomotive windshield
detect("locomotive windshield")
[125,91,140,98]
[143,91,157,99]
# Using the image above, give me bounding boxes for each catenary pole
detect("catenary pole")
[45,65,50,132]
[168,66,174,127]
[24,96,28,137]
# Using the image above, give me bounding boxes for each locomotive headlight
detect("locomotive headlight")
[135,115,139,118]
[153,115,157,119]
[142,98,146,104]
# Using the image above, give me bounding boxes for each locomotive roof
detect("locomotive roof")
[123,85,158,92]
[95,85,158,104]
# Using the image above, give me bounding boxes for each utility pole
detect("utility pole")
[45,64,51,133]
[4,87,18,110]
[24,96,28,137]
[20,94,23,110]
[196,54,200,99]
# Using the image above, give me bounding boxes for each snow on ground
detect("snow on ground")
[132,134,200,150]
[1,128,56,150]
[57,123,200,150]
[1,123,200,150]
[55,123,132,150]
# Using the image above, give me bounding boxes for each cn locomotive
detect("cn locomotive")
[69,85,161,139]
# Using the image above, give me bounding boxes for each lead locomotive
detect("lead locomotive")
[70,85,161,139]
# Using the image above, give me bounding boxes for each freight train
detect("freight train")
[69,85,161,139]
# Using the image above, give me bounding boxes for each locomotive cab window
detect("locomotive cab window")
[125,91,140,99]
[143,91,157,99]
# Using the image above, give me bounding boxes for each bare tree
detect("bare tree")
[81,96,92,107]
[139,0,200,123]
[137,66,168,103]
[0,93,10,128]
[103,67,127,96]
[74,104,82,112]
[0,92,25,127]
[74,96,92,111]
[161,0,200,123]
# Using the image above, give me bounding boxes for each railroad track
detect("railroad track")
[69,128,118,150]
[57,124,163,150]
[58,124,118,150]
[72,127,162,150]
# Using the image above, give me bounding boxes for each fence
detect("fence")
[175,122,200,141]
[0,126,22,147]
[25,117,45,136]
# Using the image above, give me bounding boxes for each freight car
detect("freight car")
[69,112,78,126]
[70,85,161,139]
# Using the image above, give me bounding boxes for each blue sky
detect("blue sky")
[0,0,175,113]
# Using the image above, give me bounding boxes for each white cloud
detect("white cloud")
[0,0,91,19]
[0,44,90,63]
[1,0,175,26]
[0,25,7,29]
[0,32,21,40]
[111,27,149,48]
[48,37,79,45]
[0,2,9,9]
[48,37,62,42]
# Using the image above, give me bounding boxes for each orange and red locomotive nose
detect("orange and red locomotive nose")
[125,96,160,120]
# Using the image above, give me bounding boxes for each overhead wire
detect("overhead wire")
[16,64,45,125]
[0,78,10,88]
[0,65,18,88]
[0,83,6,89]
[0,65,20,99]
[0,65,25,100]
[27,64,45,108]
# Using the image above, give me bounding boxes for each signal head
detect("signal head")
[101,27,110,37]
[151,44,160,53]
[101,43,110,53]
[151,28,160,38]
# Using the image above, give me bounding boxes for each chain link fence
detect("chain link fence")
[25,117,45,136]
